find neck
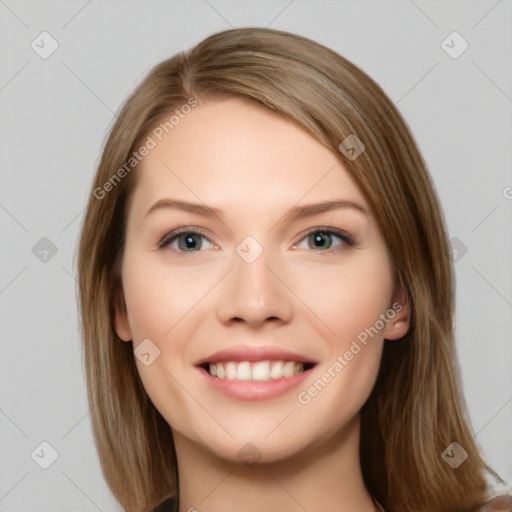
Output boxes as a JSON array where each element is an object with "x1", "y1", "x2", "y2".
[{"x1": 173, "y1": 414, "x2": 376, "y2": 512}]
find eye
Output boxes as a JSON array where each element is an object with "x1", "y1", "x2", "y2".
[
  {"x1": 158, "y1": 226, "x2": 354, "y2": 255},
  {"x1": 158, "y1": 228, "x2": 216, "y2": 254},
  {"x1": 292, "y1": 228, "x2": 354, "y2": 251}
]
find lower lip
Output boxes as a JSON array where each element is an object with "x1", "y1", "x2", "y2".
[{"x1": 197, "y1": 367, "x2": 313, "y2": 401}]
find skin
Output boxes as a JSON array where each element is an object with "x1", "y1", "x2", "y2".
[{"x1": 115, "y1": 97, "x2": 410, "y2": 512}]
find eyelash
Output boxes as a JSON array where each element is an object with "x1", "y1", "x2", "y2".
[{"x1": 158, "y1": 226, "x2": 355, "y2": 255}]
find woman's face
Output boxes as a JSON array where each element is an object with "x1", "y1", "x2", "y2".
[{"x1": 115, "y1": 97, "x2": 408, "y2": 463}]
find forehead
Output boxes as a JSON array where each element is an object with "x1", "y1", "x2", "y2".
[{"x1": 130, "y1": 97, "x2": 367, "y2": 217}]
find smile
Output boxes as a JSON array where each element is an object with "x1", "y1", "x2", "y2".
[
  {"x1": 204, "y1": 360, "x2": 315, "y2": 381},
  {"x1": 195, "y1": 346, "x2": 318, "y2": 400}
]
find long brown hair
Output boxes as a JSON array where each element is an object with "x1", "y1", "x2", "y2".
[{"x1": 77, "y1": 27, "x2": 501, "y2": 512}]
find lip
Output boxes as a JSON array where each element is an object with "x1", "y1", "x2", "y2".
[
  {"x1": 194, "y1": 345, "x2": 318, "y2": 401},
  {"x1": 195, "y1": 345, "x2": 318, "y2": 366},
  {"x1": 197, "y1": 366, "x2": 314, "y2": 401}
]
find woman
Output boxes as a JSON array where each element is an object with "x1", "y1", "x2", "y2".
[{"x1": 77, "y1": 27, "x2": 508, "y2": 512}]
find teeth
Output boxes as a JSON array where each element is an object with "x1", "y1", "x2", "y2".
[
  {"x1": 207, "y1": 360, "x2": 306, "y2": 381},
  {"x1": 216, "y1": 363, "x2": 225, "y2": 379},
  {"x1": 270, "y1": 360, "x2": 283, "y2": 379},
  {"x1": 225, "y1": 362, "x2": 237, "y2": 380},
  {"x1": 283, "y1": 361, "x2": 295, "y2": 378},
  {"x1": 252, "y1": 361, "x2": 270, "y2": 381},
  {"x1": 236, "y1": 361, "x2": 252, "y2": 381}
]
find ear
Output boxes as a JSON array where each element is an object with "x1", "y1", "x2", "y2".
[
  {"x1": 383, "y1": 278, "x2": 410, "y2": 341},
  {"x1": 113, "y1": 288, "x2": 132, "y2": 342}
]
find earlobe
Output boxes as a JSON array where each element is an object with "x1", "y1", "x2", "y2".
[
  {"x1": 114, "y1": 292, "x2": 132, "y2": 342},
  {"x1": 383, "y1": 280, "x2": 411, "y2": 341},
  {"x1": 115, "y1": 311, "x2": 132, "y2": 342}
]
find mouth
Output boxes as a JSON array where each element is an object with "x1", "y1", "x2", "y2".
[
  {"x1": 199, "y1": 360, "x2": 316, "y2": 381},
  {"x1": 195, "y1": 345, "x2": 318, "y2": 400}
]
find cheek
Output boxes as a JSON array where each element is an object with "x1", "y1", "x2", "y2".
[
  {"x1": 120, "y1": 249, "x2": 219, "y2": 386},
  {"x1": 292, "y1": 249, "x2": 394, "y2": 433},
  {"x1": 120, "y1": 252, "x2": 203, "y2": 433},
  {"x1": 293, "y1": 249, "x2": 394, "y2": 346},
  {"x1": 122, "y1": 268, "x2": 170, "y2": 342},
  {"x1": 121, "y1": 249, "x2": 215, "y2": 342}
]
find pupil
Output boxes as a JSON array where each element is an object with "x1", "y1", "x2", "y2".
[
  {"x1": 180, "y1": 234, "x2": 201, "y2": 251},
  {"x1": 312, "y1": 231, "x2": 331, "y2": 249}
]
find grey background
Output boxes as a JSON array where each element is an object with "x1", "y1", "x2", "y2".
[{"x1": 1, "y1": 1, "x2": 511, "y2": 510}]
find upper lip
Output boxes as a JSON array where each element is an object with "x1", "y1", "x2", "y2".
[{"x1": 195, "y1": 345, "x2": 318, "y2": 366}]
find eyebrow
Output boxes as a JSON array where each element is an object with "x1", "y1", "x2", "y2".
[{"x1": 145, "y1": 198, "x2": 368, "y2": 221}]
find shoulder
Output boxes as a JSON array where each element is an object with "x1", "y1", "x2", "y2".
[{"x1": 475, "y1": 494, "x2": 512, "y2": 511}]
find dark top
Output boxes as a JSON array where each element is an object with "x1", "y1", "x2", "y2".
[
  {"x1": 152, "y1": 497, "x2": 176, "y2": 512},
  {"x1": 152, "y1": 494, "x2": 512, "y2": 511}
]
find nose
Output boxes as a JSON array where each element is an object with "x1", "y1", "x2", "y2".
[{"x1": 216, "y1": 247, "x2": 294, "y2": 328}]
